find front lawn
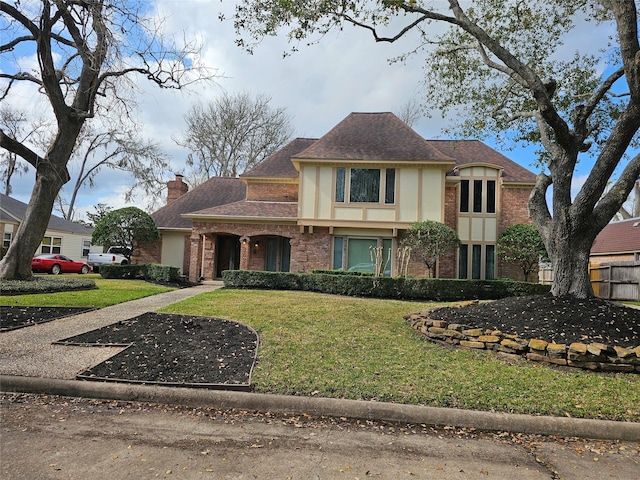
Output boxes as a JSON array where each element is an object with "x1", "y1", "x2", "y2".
[
  {"x1": 0, "y1": 275, "x2": 175, "y2": 308},
  {"x1": 161, "y1": 288, "x2": 640, "y2": 422}
]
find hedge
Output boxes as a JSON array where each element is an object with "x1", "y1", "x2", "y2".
[
  {"x1": 99, "y1": 264, "x2": 180, "y2": 282},
  {"x1": 221, "y1": 270, "x2": 550, "y2": 301}
]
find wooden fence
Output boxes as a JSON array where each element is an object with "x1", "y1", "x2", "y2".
[
  {"x1": 590, "y1": 262, "x2": 640, "y2": 301},
  {"x1": 538, "y1": 261, "x2": 639, "y2": 301}
]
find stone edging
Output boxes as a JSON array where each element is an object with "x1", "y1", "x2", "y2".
[{"x1": 404, "y1": 311, "x2": 640, "y2": 374}]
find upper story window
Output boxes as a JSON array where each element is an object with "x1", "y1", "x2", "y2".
[
  {"x1": 460, "y1": 178, "x2": 496, "y2": 213},
  {"x1": 335, "y1": 167, "x2": 395, "y2": 204}
]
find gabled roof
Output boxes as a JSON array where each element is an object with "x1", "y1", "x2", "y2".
[
  {"x1": 434, "y1": 140, "x2": 537, "y2": 184},
  {"x1": 293, "y1": 112, "x2": 455, "y2": 163},
  {"x1": 152, "y1": 177, "x2": 246, "y2": 230},
  {"x1": 242, "y1": 138, "x2": 316, "y2": 178},
  {"x1": 0, "y1": 193, "x2": 92, "y2": 235},
  {"x1": 591, "y1": 218, "x2": 640, "y2": 255},
  {"x1": 185, "y1": 200, "x2": 297, "y2": 221}
]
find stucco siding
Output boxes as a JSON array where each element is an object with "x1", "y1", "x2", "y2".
[
  {"x1": 398, "y1": 169, "x2": 419, "y2": 222},
  {"x1": 299, "y1": 166, "x2": 317, "y2": 219},
  {"x1": 161, "y1": 232, "x2": 187, "y2": 273},
  {"x1": 420, "y1": 168, "x2": 444, "y2": 222}
]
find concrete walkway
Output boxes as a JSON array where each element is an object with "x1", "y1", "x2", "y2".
[
  {"x1": 0, "y1": 282, "x2": 223, "y2": 379},
  {"x1": 1, "y1": 282, "x2": 639, "y2": 443}
]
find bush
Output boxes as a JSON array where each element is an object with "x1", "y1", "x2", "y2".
[
  {"x1": 222, "y1": 270, "x2": 550, "y2": 301},
  {"x1": 146, "y1": 264, "x2": 180, "y2": 282},
  {"x1": 99, "y1": 264, "x2": 147, "y2": 279},
  {"x1": 0, "y1": 277, "x2": 97, "y2": 295}
]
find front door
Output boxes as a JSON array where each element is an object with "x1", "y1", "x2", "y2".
[{"x1": 216, "y1": 235, "x2": 240, "y2": 278}]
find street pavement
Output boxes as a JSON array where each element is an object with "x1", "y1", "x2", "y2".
[
  {"x1": 1, "y1": 282, "x2": 639, "y2": 479},
  {"x1": 2, "y1": 393, "x2": 639, "y2": 480}
]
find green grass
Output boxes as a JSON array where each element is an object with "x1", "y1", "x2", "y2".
[
  {"x1": 0, "y1": 275, "x2": 175, "y2": 308},
  {"x1": 161, "y1": 288, "x2": 640, "y2": 422}
]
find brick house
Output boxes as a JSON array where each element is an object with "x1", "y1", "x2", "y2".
[
  {"x1": 590, "y1": 218, "x2": 640, "y2": 265},
  {"x1": 141, "y1": 112, "x2": 536, "y2": 282}
]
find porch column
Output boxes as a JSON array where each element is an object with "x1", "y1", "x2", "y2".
[
  {"x1": 188, "y1": 233, "x2": 203, "y2": 283},
  {"x1": 201, "y1": 234, "x2": 215, "y2": 280},
  {"x1": 239, "y1": 235, "x2": 250, "y2": 270}
]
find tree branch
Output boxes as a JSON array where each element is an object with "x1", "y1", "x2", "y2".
[{"x1": 0, "y1": 129, "x2": 44, "y2": 169}]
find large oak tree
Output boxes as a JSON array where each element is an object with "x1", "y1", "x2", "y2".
[
  {"x1": 232, "y1": 0, "x2": 640, "y2": 298},
  {"x1": 0, "y1": 0, "x2": 213, "y2": 280}
]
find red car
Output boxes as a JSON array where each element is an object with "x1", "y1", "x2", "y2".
[{"x1": 31, "y1": 254, "x2": 91, "y2": 275}]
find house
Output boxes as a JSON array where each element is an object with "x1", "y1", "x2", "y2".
[
  {"x1": 140, "y1": 112, "x2": 537, "y2": 282},
  {"x1": 0, "y1": 193, "x2": 97, "y2": 260},
  {"x1": 590, "y1": 218, "x2": 640, "y2": 264}
]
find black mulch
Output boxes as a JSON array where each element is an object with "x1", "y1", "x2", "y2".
[
  {"x1": 429, "y1": 294, "x2": 640, "y2": 348},
  {"x1": 54, "y1": 312, "x2": 259, "y2": 389},
  {"x1": 0, "y1": 306, "x2": 96, "y2": 332}
]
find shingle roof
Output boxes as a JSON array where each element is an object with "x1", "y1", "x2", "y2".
[
  {"x1": 433, "y1": 140, "x2": 537, "y2": 184},
  {"x1": 185, "y1": 200, "x2": 297, "y2": 220},
  {"x1": 293, "y1": 112, "x2": 455, "y2": 162},
  {"x1": 0, "y1": 193, "x2": 93, "y2": 235},
  {"x1": 152, "y1": 177, "x2": 246, "y2": 229},
  {"x1": 591, "y1": 218, "x2": 640, "y2": 255},
  {"x1": 242, "y1": 138, "x2": 316, "y2": 178}
]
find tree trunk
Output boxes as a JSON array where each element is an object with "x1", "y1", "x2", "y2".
[
  {"x1": 545, "y1": 217, "x2": 596, "y2": 298},
  {"x1": 0, "y1": 154, "x2": 71, "y2": 280},
  {"x1": 2, "y1": 151, "x2": 93, "y2": 281}
]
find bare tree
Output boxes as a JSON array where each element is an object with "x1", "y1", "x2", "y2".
[
  {"x1": 0, "y1": 106, "x2": 49, "y2": 195},
  {"x1": 395, "y1": 97, "x2": 422, "y2": 128},
  {"x1": 175, "y1": 91, "x2": 294, "y2": 182},
  {"x1": 51, "y1": 122, "x2": 170, "y2": 221},
  {"x1": 233, "y1": 0, "x2": 640, "y2": 298},
  {"x1": 0, "y1": 0, "x2": 214, "y2": 280}
]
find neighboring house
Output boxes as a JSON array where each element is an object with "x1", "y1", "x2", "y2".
[
  {"x1": 0, "y1": 193, "x2": 97, "y2": 260},
  {"x1": 590, "y1": 218, "x2": 640, "y2": 264},
  {"x1": 140, "y1": 112, "x2": 537, "y2": 282}
]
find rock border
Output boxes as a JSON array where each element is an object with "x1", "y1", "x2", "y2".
[{"x1": 404, "y1": 311, "x2": 640, "y2": 374}]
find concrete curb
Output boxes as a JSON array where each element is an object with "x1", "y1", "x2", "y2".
[{"x1": 2, "y1": 374, "x2": 639, "y2": 442}]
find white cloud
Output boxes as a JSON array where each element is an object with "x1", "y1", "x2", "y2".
[{"x1": 2, "y1": 1, "x2": 631, "y2": 220}]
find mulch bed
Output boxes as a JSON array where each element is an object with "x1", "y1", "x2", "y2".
[
  {"x1": 429, "y1": 294, "x2": 640, "y2": 348},
  {"x1": 53, "y1": 312, "x2": 259, "y2": 389},
  {"x1": 2, "y1": 295, "x2": 638, "y2": 389},
  {"x1": 0, "y1": 306, "x2": 96, "y2": 332}
]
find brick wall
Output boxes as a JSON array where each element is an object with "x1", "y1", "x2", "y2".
[
  {"x1": 497, "y1": 185, "x2": 534, "y2": 280},
  {"x1": 189, "y1": 221, "x2": 331, "y2": 281},
  {"x1": 132, "y1": 239, "x2": 161, "y2": 265},
  {"x1": 246, "y1": 182, "x2": 298, "y2": 202},
  {"x1": 166, "y1": 175, "x2": 189, "y2": 204}
]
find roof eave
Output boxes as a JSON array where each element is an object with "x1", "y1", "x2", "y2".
[{"x1": 182, "y1": 213, "x2": 298, "y2": 224}]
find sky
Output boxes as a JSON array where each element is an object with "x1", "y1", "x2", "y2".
[{"x1": 0, "y1": 0, "x2": 630, "y2": 222}]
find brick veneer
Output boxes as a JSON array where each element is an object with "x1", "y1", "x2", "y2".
[
  {"x1": 131, "y1": 239, "x2": 161, "y2": 265},
  {"x1": 246, "y1": 182, "x2": 298, "y2": 202},
  {"x1": 189, "y1": 222, "x2": 333, "y2": 282}
]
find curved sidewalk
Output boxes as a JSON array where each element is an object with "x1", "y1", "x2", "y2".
[{"x1": 1, "y1": 283, "x2": 639, "y2": 442}]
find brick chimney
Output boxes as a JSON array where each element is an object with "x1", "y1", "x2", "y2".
[{"x1": 167, "y1": 174, "x2": 189, "y2": 204}]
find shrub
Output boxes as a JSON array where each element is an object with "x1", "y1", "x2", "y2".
[
  {"x1": 0, "y1": 277, "x2": 97, "y2": 295},
  {"x1": 99, "y1": 264, "x2": 147, "y2": 279},
  {"x1": 222, "y1": 270, "x2": 550, "y2": 301},
  {"x1": 146, "y1": 264, "x2": 180, "y2": 282}
]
